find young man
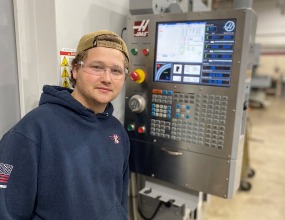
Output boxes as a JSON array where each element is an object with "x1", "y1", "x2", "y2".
[{"x1": 0, "y1": 30, "x2": 130, "y2": 220}]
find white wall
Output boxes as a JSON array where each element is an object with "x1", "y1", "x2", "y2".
[
  {"x1": 253, "y1": 0, "x2": 285, "y2": 46},
  {"x1": 54, "y1": 0, "x2": 129, "y2": 122},
  {"x1": 0, "y1": 0, "x2": 21, "y2": 137},
  {"x1": 252, "y1": 0, "x2": 285, "y2": 77},
  {"x1": 14, "y1": 0, "x2": 58, "y2": 116},
  {"x1": 14, "y1": 0, "x2": 129, "y2": 121},
  {"x1": 215, "y1": 0, "x2": 285, "y2": 77}
]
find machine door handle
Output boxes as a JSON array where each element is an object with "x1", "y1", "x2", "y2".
[{"x1": 161, "y1": 147, "x2": 183, "y2": 156}]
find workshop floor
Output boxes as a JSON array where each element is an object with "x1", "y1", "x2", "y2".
[{"x1": 202, "y1": 97, "x2": 285, "y2": 220}]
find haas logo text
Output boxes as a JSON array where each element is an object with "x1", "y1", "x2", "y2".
[{"x1": 133, "y1": 20, "x2": 150, "y2": 37}]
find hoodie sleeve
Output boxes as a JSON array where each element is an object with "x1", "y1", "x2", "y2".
[{"x1": 0, "y1": 130, "x2": 38, "y2": 220}]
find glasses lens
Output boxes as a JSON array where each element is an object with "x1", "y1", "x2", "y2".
[
  {"x1": 81, "y1": 62, "x2": 126, "y2": 79},
  {"x1": 110, "y1": 67, "x2": 125, "y2": 79}
]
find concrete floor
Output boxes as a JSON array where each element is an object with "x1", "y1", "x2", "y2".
[{"x1": 202, "y1": 97, "x2": 285, "y2": 220}]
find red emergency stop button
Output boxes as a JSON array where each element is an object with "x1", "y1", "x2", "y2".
[
  {"x1": 138, "y1": 126, "x2": 146, "y2": 134},
  {"x1": 130, "y1": 69, "x2": 146, "y2": 83},
  {"x1": 130, "y1": 71, "x2": 140, "y2": 81}
]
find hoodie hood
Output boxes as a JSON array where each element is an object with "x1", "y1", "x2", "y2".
[{"x1": 39, "y1": 85, "x2": 113, "y2": 120}]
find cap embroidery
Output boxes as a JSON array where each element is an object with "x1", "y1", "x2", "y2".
[
  {"x1": 0, "y1": 163, "x2": 14, "y2": 189},
  {"x1": 109, "y1": 134, "x2": 121, "y2": 144}
]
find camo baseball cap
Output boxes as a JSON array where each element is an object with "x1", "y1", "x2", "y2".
[{"x1": 76, "y1": 30, "x2": 129, "y2": 61}]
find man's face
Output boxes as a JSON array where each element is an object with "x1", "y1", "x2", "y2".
[{"x1": 72, "y1": 47, "x2": 126, "y2": 113}]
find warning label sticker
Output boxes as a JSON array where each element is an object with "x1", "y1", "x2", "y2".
[{"x1": 59, "y1": 48, "x2": 75, "y2": 88}]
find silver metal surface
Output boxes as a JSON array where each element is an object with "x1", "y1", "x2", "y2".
[
  {"x1": 140, "y1": 179, "x2": 199, "y2": 210},
  {"x1": 234, "y1": 0, "x2": 253, "y2": 9},
  {"x1": 129, "y1": 0, "x2": 190, "y2": 15},
  {"x1": 125, "y1": 9, "x2": 257, "y2": 198}
]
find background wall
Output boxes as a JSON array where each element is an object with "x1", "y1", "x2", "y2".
[
  {"x1": 54, "y1": 0, "x2": 129, "y2": 122},
  {"x1": 13, "y1": 0, "x2": 129, "y2": 122},
  {"x1": 0, "y1": 0, "x2": 20, "y2": 137},
  {"x1": 254, "y1": 0, "x2": 285, "y2": 80},
  {"x1": 215, "y1": 0, "x2": 285, "y2": 78},
  {"x1": 13, "y1": 0, "x2": 57, "y2": 116},
  {"x1": 254, "y1": 0, "x2": 285, "y2": 46}
]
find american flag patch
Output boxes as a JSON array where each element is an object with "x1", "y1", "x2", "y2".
[{"x1": 0, "y1": 163, "x2": 13, "y2": 188}]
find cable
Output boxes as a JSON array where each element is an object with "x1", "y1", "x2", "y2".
[
  {"x1": 121, "y1": 27, "x2": 127, "y2": 38},
  {"x1": 138, "y1": 201, "x2": 164, "y2": 220}
]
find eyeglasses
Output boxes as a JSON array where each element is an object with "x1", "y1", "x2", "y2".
[{"x1": 78, "y1": 61, "x2": 128, "y2": 80}]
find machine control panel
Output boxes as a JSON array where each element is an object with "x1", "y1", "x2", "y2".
[
  {"x1": 129, "y1": 95, "x2": 146, "y2": 113},
  {"x1": 150, "y1": 90, "x2": 228, "y2": 149},
  {"x1": 125, "y1": 9, "x2": 257, "y2": 198}
]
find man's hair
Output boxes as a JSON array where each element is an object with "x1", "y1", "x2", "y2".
[{"x1": 70, "y1": 51, "x2": 87, "y2": 87}]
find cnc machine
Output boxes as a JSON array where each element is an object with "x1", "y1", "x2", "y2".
[{"x1": 125, "y1": 3, "x2": 257, "y2": 219}]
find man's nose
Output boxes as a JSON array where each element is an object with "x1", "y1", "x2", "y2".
[{"x1": 100, "y1": 68, "x2": 112, "y2": 81}]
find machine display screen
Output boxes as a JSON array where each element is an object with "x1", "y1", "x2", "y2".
[{"x1": 153, "y1": 19, "x2": 237, "y2": 87}]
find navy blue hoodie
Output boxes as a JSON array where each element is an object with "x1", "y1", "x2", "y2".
[{"x1": 0, "y1": 85, "x2": 130, "y2": 220}]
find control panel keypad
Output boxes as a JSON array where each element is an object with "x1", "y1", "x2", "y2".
[
  {"x1": 150, "y1": 91, "x2": 229, "y2": 150},
  {"x1": 151, "y1": 90, "x2": 173, "y2": 119}
]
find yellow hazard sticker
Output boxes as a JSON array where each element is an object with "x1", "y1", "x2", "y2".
[
  {"x1": 62, "y1": 78, "x2": 70, "y2": 88},
  {"x1": 61, "y1": 67, "x2": 70, "y2": 77},
  {"x1": 61, "y1": 56, "x2": 69, "y2": 66}
]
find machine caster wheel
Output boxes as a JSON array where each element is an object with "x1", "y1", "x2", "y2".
[
  {"x1": 239, "y1": 181, "x2": 252, "y2": 191},
  {"x1": 247, "y1": 168, "x2": 255, "y2": 178}
]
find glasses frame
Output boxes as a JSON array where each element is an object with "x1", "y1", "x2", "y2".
[{"x1": 77, "y1": 61, "x2": 128, "y2": 80}]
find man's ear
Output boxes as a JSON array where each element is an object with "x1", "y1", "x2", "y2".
[{"x1": 72, "y1": 66, "x2": 78, "y2": 80}]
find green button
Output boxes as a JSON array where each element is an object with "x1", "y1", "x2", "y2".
[
  {"x1": 127, "y1": 124, "x2": 135, "y2": 131},
  {"x1": 131, "y1": 48, "x2": 138, "y2": 55}
]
